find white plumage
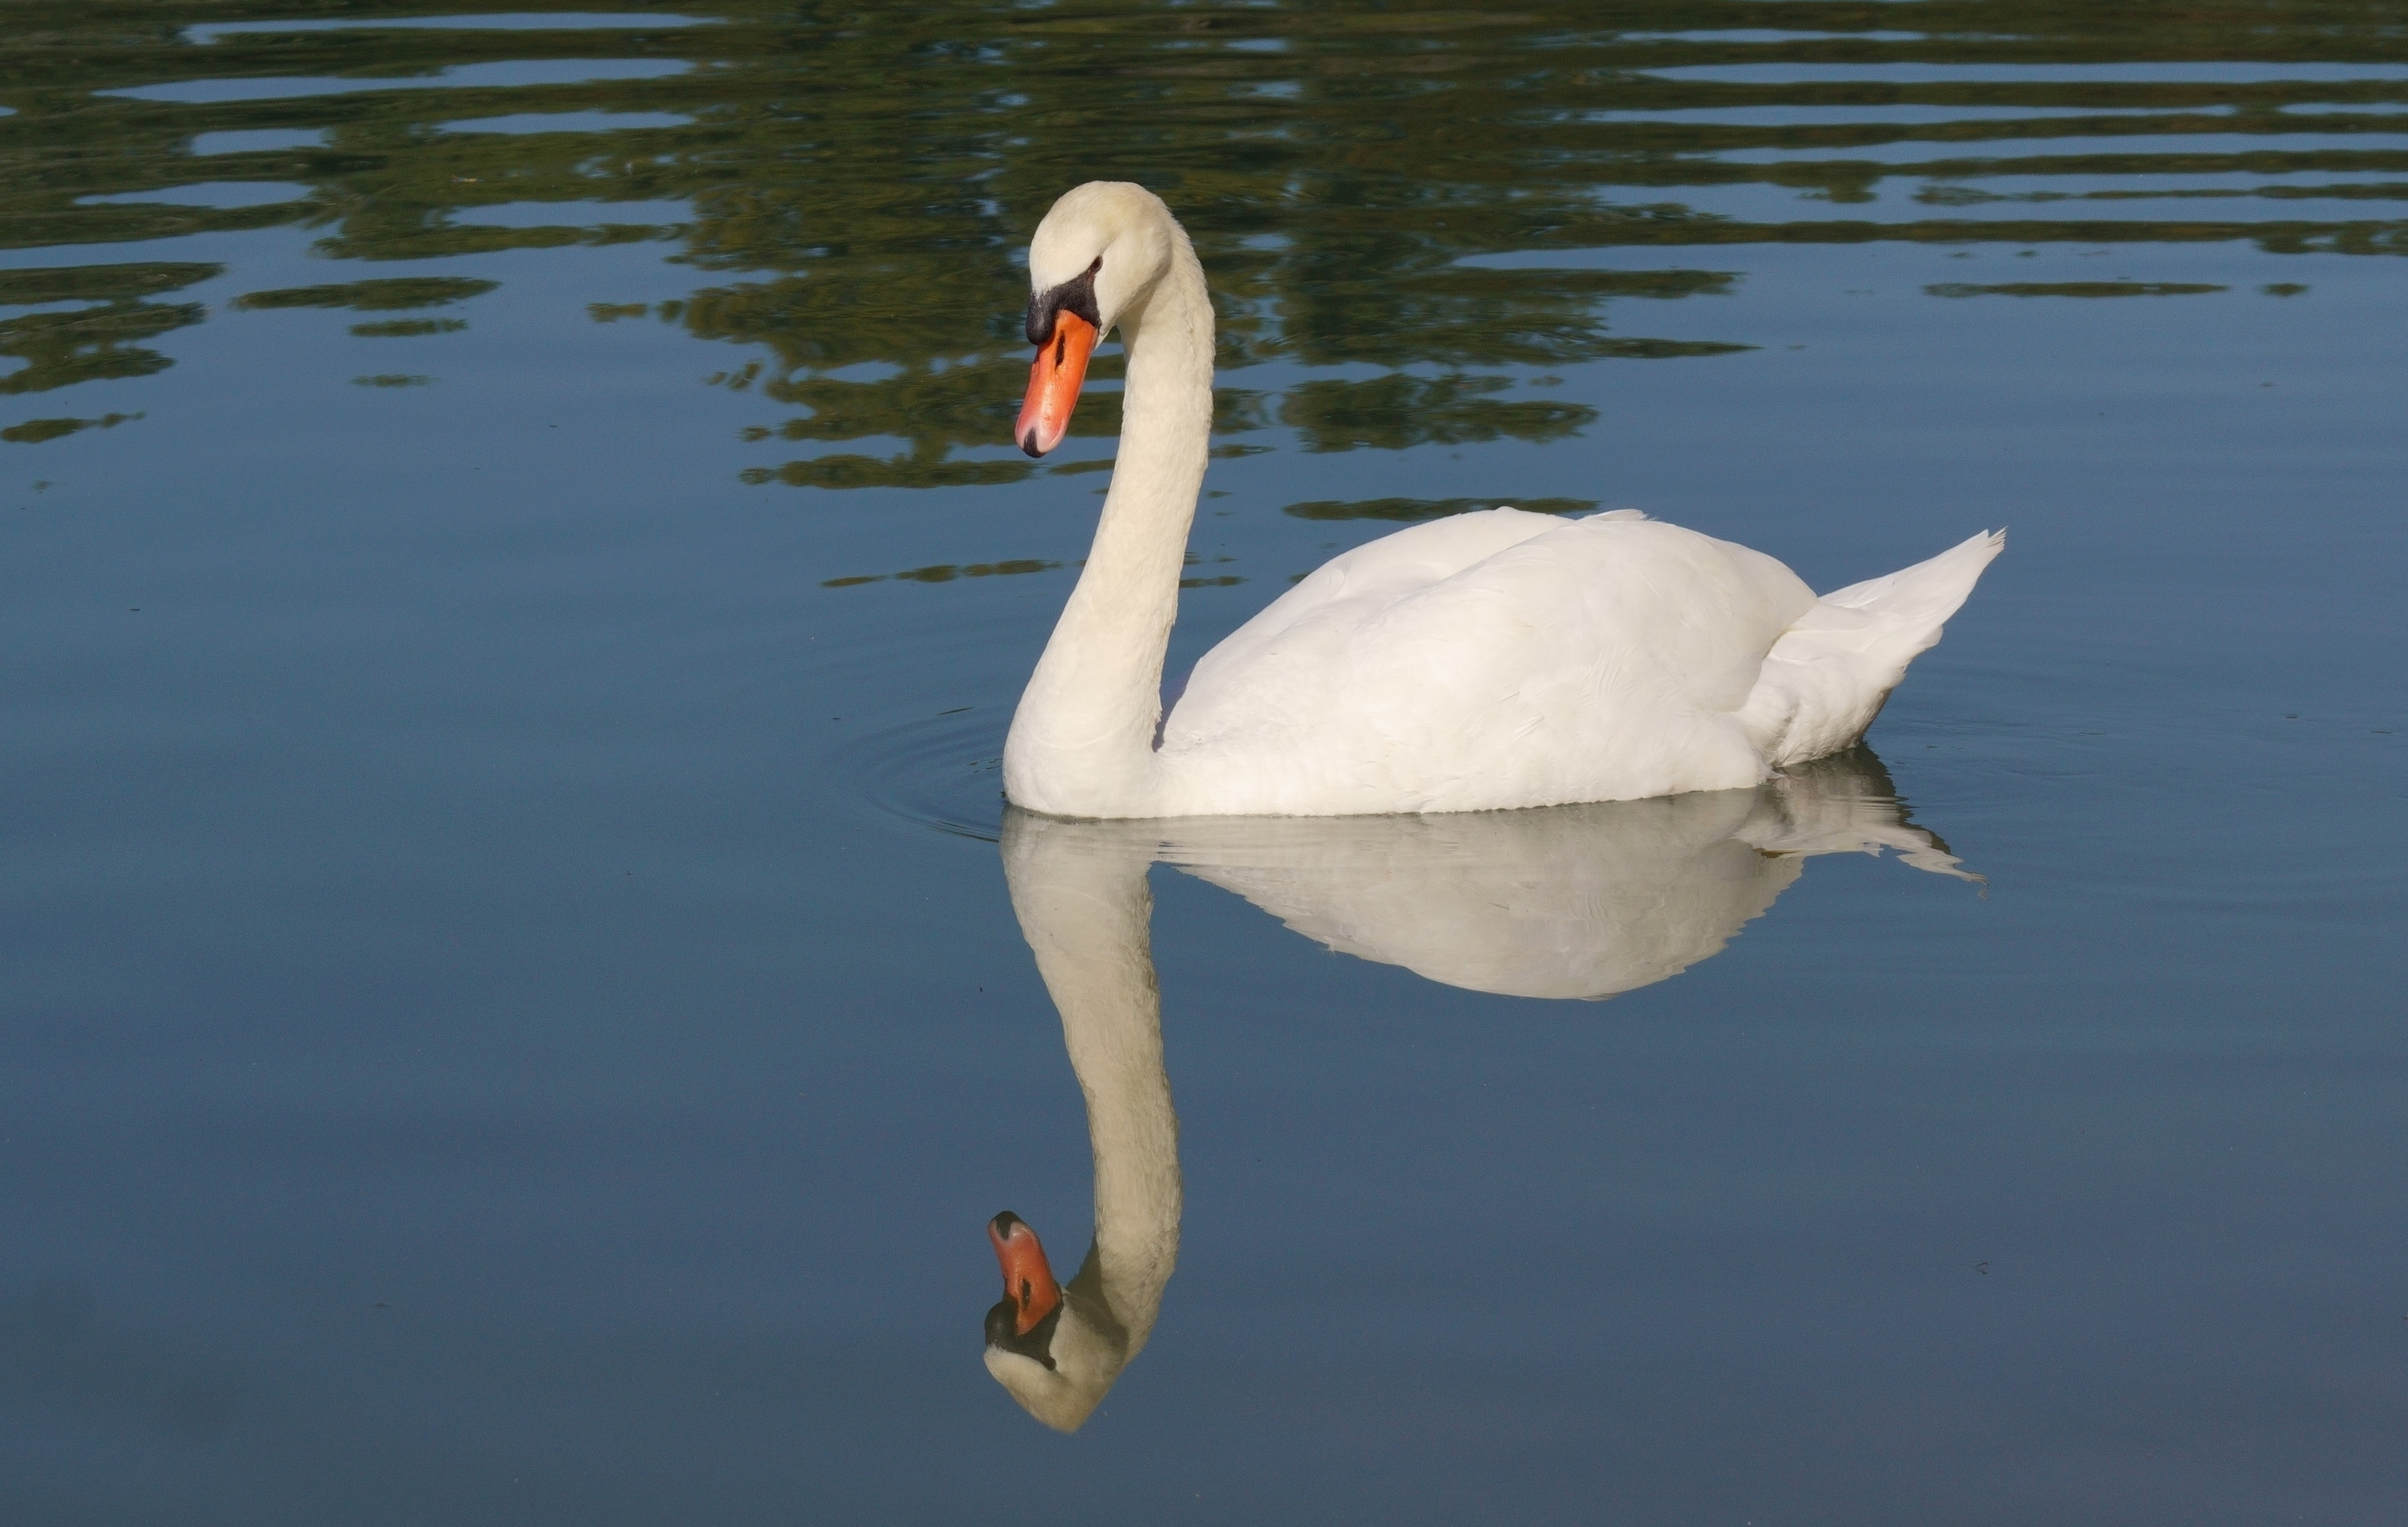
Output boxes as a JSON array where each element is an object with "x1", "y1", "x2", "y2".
[{"x1": 1003, "y1": 182, "x2": 2002, "y2": 819}]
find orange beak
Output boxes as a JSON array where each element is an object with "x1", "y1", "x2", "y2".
[
  {"x1": 1015, "y1": 310, "x2": 1096, "y2": 458},
  {"x1": 988, "y1": 1211, "x2": 1063, "y2": 1335}
]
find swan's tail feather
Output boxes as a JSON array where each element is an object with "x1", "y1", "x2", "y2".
[
  {"x1": 1737, "y1": 529, "x2": 2003, "y2": 767},
  {"x1": 1819, "y1": 527, "x2": 2005, "y2": 624}
]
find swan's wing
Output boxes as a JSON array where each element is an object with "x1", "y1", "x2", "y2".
[
  {"x1": 1161, "y1": 512, "x2": 1820, "y2": 811},
  {"x1": 1736, "y1": 529, "x2": 2005, "y2": 766},
  {"x1": 1188, "y1": 506, "x2": 1569, "y2": 684}
]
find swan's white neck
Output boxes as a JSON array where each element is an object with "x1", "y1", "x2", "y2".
[{"x1": 1003, "y1": 229, "x2": 1214, "y2": 818}]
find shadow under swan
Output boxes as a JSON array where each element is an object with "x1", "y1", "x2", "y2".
[{"x1": 982, "y1": 746, "x2": 1975, "y2": 1430}]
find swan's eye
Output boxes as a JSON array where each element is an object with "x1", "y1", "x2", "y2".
[{"x1": 1025, "y1": 257, "x2": 1104, "y2": 347}]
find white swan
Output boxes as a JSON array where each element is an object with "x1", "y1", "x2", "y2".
[
  {"x1": 1003, "y1": 181, "x2": 2003, "y2": 819},
  {"x1": 982, "y1": 747, "x2": 1975, "y2": 1428}
]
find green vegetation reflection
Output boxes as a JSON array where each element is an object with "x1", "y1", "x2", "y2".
[
  {"x1": 233, "y1": 277, "x2": 500, "y2": 311},
  {"x1": 7, "y1": 0, "x2": 2408, "y2": 458}
]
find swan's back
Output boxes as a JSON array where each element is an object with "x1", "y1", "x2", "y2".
[
  {"x1": 1159, "y1": 510, "x2": 1820, "y2": 814},
  {"x1": 1198, "y1": 506, "x2": 1565, "y2": 672}
]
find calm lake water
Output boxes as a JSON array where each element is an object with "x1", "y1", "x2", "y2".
[{"x1": 4, "y1": 3, "x2": 2404, "y2": 1522}]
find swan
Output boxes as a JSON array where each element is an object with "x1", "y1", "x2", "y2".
[
  {"x1": 1003, "y1": 181, "x2": 2003, "y2": 819},
  {"x1": 982, "y1": 747, "x2": 1975, "y2": 1426}
]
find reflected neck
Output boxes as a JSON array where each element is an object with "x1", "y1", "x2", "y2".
[
  {"x1": 1001, "y1": 816, "x2": 1182, "y2": 1357},
  {"x1": 1003, "y1": 232, "x2": 1214, "y2": 817}
]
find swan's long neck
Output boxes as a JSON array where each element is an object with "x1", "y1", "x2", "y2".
[{"x1": 1004, "y1": 232, "x2": 1214, "y2": 818}]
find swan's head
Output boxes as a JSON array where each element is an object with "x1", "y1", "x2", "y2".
[
  {"x1": 1016, "y1": 181, "x2": 1180, "y2": 457},
  {"x1": 981, "y1": 1210, "x2": 1137, "y2": 1432}
]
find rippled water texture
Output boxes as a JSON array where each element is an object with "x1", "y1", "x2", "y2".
[{"x1": 3, "y1": 5, "x2": 2403, "y2": 1523}]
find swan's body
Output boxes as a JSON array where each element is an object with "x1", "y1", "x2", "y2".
[{"x1": 1003, "y1": 182, "x2": 2001, "y2": 819}]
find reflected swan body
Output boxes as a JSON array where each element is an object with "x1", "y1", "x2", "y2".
[
  {"x1": 1004, "y1": 182, "x2": 2003, "y2": 819},
  {"x1": 1159, "y1": 749, "x2": 1973, "y2": 999},
  {"x1": 984, "y1": 749, "x2": 1971, "y2": 1425}
]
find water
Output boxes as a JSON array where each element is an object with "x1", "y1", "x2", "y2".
[{"x1": 2, "y1": 3, "x2": 2402, "y2": 1521}]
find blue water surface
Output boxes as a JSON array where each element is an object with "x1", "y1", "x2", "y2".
[{"x1": 2, "y1": 5, "x2": 2402, "y2": 1523}]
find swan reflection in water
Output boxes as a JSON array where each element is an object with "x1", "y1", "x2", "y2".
[{"x1": 980, "y1": 747, "x2": 1976, "y2": 1431}]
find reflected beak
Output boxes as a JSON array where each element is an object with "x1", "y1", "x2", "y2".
[
  {"x1": 1015, "y1": 311, "x2": 1097, "y2": 458},
  {"x1": 988, "y1": 1211, "x2": 1063, "y2": 1335}
]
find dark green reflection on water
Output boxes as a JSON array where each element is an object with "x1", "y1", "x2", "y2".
[
  {"x1": 7, "y1": 1, "x2": 2408, "y2": 473},
  {"x1": 0, "y1": 262, "x2": 217, "y2": 408},
  {"x1": 232, "y1": 275, "x2": 500, "y2": 311}
]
